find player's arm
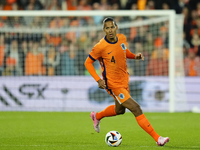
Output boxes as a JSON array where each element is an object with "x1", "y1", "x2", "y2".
[
  {"x1": 126, "y1": 49, "x2": 144, "y2": 60},
  {"x1": 123, "y1": 33, "x2": 144, "y2": 60},
  {"x1": 84, "y1": 57, "x2": 106, "y2": 89},
  {"x1": 126, "y1": 49, "x2": 135, "y2": 59}
]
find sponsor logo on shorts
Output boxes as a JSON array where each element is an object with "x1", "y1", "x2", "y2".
[{"x1": 119, "y1": 93, "x2": 125, "y2": 99}]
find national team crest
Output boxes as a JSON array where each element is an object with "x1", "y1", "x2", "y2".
[
  {"x1": 119, "y1": 93, "x2": 125, "y2": 99},
  {"x1": 121, "y1": 43, "x2": 126, "y2": 50}
]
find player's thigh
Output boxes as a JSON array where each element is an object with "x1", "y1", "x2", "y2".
[
  {"x1": 106, "y1": 88, "x2": 126, "y2": 114},
  {"x1": 121, "y1": 97, "x2": 142, "y2": 117},
  {"x1": 111, "y1": 88, "x2": 131, "y2": 104},
  {"x1": 115, "y1": 100, "x2": 125, "y2": 115}
]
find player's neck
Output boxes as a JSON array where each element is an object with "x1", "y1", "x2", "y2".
[{"x1": 106, "y1": 35, "x2": 117, "y2": 43}]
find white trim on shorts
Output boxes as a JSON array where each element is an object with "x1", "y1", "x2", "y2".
[{"x1": 112, "y1": 91, "x2": 122, "y2": 104}]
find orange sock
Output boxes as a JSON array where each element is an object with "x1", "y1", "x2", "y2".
[
  {"x1": 96, "y1": 105, "x2": 117, "y2": 120},
  {"x1": 136, "y1": 114, "x2": 160, "y2": 142}
]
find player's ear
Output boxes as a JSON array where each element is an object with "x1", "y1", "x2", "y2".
[{"x1": 116, "y1": 25, "x2": 118, "y2": 30}]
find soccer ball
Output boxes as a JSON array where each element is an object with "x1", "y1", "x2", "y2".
[{"x1": 105, "y1": 131, "x2": 122, "y2": 147}]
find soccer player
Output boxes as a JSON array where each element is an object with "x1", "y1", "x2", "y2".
[{"x1": 84, "y1": 17, "x2": 169, "y2": 146}]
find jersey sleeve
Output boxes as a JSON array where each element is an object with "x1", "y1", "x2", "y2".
[
  {"x1": 118, "y1": 33, "x2": 127, "y2": 46},
  {"x1": 84, "y1": 56, "x2": 101, "y2": 82},
  {"x1": 126, "y1": 49, "x2": 135, "y2": 59},
  {"x1": 120, "y1": 34, "x2": 135, "y2": 59},
  {"x1": 88, "y1": 42, "x2": 102, "y2": 61}
]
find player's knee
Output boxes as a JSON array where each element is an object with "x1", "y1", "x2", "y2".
[
  {"x1": 115, "y1": 109, "x2": 125, "y2": 115},
  {"x1": 129, "y1": 104, "x2": 142, "y2": 116}
]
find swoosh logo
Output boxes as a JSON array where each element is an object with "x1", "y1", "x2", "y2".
[{"x1": 108, "y1": 51, "x2": 112, "y2": 54}]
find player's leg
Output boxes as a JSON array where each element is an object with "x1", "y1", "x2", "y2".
[
  {"x1": 122, "y1": 97, "x2": 169, "y2": 146},
  {"x1": 114, "y1": 99, "x2": 126, "y2": 115},
  {"x1": 94, "y1": 99, "x2": 125, "y2": 122},
  {"x1": 90, "y1": 92, "x2": 116, "y2": 133},
  {"x1": 95, "y1": 104, "x2": 117, "y2": 121},
  {"x1": 95, "y1": 89, "x2": 123, "y2": 121},
  {"x1": 90, "y1": 90, "x2": 126, "y2": 133},
  {"x1": 90, "y1": 101, "x2": 126, "y2": 133},
  {"x1": 90, "y1": 103, "x2": 117, "y2": 133},
  {"x1": 121, "y1": 97, "x2": 142, "y2": 117}
]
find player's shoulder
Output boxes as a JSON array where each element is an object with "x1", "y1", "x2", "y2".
[
  {"x1": 117, "y1": 34, "x2": 127, "y2": 43},
  {"x1": 117, "y1": 33, "x2": 127, "y2": 40},
  {"x1": 94, "y1": 36, "x2": 107, "y2": 49}
]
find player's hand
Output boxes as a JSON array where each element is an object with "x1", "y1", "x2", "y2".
[
  {"x1": 97, "y1": 79, "x2": 106, "y2": 89},
  {"x1": 135, "y1": 53, "x2": 144, "y2": 61}
]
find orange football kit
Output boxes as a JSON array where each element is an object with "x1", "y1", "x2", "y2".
[
  {"x1": 85, "y1": 33, "x2": 165, "y2": 143},
  {"x1": 85, "y1": 33, "x2": 135, "y2": 104}
]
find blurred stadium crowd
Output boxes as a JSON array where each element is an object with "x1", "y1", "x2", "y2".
[{"x1": 0, "y1": 0, "x2": 200, "y2": 76}]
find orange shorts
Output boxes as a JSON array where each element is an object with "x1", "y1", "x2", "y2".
[{"x1": 106, "y1": 87, "x2": 131, "y2": 104}]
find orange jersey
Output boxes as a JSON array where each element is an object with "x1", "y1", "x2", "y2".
[{"x1": 89, "y1": 34, "x2": 135, "y2": 89}]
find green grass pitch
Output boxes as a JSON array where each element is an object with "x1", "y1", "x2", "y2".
[{"x1": 0, "y1": 112, "x2": 199, "y2": 150}]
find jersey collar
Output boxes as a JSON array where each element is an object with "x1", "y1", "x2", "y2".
[{"x1": 104, "y1": 35, "x2": 118, "y2": 44}]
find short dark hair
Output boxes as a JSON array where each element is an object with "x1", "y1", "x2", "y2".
[{"x1": 103, "y1": 17, "x2": 117, "y2": 28}]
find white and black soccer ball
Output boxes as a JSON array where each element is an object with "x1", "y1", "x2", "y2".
[{"x1": 105, "y1": 131, "x2": 122, "y2": 147}]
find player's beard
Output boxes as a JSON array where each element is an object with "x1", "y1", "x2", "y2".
[{"x1": 108, "y1": 34, "x2": 116, "y2": 41}]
